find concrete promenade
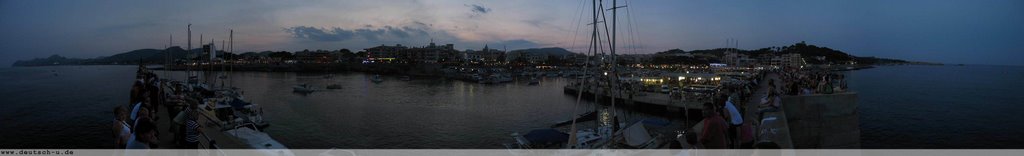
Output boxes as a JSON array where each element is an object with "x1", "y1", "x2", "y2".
[{"x1": 742, "y1": 72, "x2": 794, "y2": 148}]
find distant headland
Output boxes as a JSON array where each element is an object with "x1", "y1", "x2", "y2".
[{"x1": 11, "y1": 42, "x2": 940, "y2": 68}]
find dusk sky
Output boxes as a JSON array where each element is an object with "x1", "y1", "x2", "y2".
[{"x1": 1, "y1": 0, "x2": 1022, "y2": 66}]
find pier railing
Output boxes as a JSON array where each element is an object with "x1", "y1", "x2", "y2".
[{"x1": 199, "y1": 133, "x2": 220, "y2": 149}]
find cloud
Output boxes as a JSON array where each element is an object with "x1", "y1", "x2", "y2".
[
  {"x1": 284, "y1": 22, "x2": 547, "y2": 52},
  {"x1": 284, "y1": 26, "x2": 354, "y2": 42},
  {"x1": 467, "y1": 4, "x2": 490, "y2": 14},
  {"x1": 284, "y1": 25, "x2": 430, "y2": 42},
  {"x1": 464, "y1": 4, "x2": 491, "y2": 18}
]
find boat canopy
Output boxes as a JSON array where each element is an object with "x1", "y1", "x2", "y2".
[
  {"x1": 622, "y1": 122, "x2": 654, "y2": 148},
  {"x1": 641, "y1": 118, "x2": 671, "y2": 127},
  {"x1": 229, "y1": 98, "x2": 251, "y2": 110}
]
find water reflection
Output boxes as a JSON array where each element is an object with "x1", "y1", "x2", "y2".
[{"x1": 157, "y1": 70, "x2": 676, "y2": 148}]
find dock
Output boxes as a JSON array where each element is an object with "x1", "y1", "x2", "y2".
[
  {"x1": 154, "y1": 103, "x2": 251, "y2": 149},
  {"x1": 747, "y1": 73, "x2": 861, "y2": 148},
  {"x1": 562, "y1": 85, "x2": 707, "y2": 113},
  {"x1": 742, "y1": 73, "x2": 794, "y2": 148}
]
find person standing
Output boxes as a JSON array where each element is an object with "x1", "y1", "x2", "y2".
[
  {"x1": 126, "y1": 119, "x2": 157, "y2": 149},
  {"x1": 722, "y1": 95, "x2": 743, "y2": 148},
  {"x1": 182, "y1": 103, "x2": 202, "y2": 149},
  {"x1": 113, "y1": 106, "x2": 131, "y2": 148},
  {"x1": 700, "y1": 103, "x2": 729, "y2": 149}
]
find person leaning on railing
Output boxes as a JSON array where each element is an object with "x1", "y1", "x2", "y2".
[
  {"x1": 126, "y1": 118, "x2": 158, "y2": 149},
  {"x1": 182, "y1": 102, "x2": 203, "y2": 149},
  {"x1": 112, "y1": 106, "x2": 131, "y2": 148}
]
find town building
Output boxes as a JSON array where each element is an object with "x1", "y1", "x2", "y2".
[
  {"x1": 465, "y1": 45, "x2": 505, "y2": 64},
  {"x1": 364, "y1": 44, "x2": 408, "y2": 63},
  {"x1": 723, "y1": 52, "x2": 757, "y2": 67},
  {"x1": 294, "y1": 51, "x2": 335, "y2": 64},
  {"x1": 403, "y1": 42, "x2": 459, "y2": 64}
]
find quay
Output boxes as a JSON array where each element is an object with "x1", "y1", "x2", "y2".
[
  {"x1": 680, "y1": 71, "x2": 859, "y2": 149},
  {"x1": 562, "y1": 84, "x2": 706, "y2": 114},
  {"x1": 129, "y1": 66, "x2": 291, "y2": 153},
  {"x1": 154, "y1": 104, "x2": 250, "y2": 149},
  {"x1": 742, "y1": 73, "x2": 794, "y2": 148}
]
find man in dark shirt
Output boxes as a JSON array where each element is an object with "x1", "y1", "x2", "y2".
[{"x1": 700, "y1": 103, "x2": 729, "y2": 149}]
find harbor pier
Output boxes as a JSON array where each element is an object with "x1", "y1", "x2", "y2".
[{"x1": 563, "y1": 84, "x2": 707, "y2": 116}]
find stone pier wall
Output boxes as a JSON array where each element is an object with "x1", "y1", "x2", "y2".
[{"x1": 781, "y1": 92, "x2": 860, "y2": 149}]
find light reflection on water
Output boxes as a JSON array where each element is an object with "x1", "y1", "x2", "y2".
[
  {"x1": 9, "y1": 65, "x2": 1017, "y2": 148},
  {"x1": 156, "y1": 69, "x2": 672, "y2": 149}
]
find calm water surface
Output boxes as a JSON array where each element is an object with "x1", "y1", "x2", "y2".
[
  {"x1": 1, "y1": 65, "x2": 1022, "y2": 148},
  {"x1": 849, "y1": 65, "x2": 1024, "y2": 148},
  {"x1": 0, "y1": 65, "x2": 666, "y2": 148}
]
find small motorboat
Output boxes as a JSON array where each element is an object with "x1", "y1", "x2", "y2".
[
  {"x1": 528, "y1": 77, "x2": 540, "y2": 85},
  {"x1": 293, "y1": 84, "x2": 315, "y2": 93},
  {"x1": 371, "y1": 75, "x2": 384, "y2": 83}
]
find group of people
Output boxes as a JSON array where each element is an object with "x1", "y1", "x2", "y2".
[
  {"x1": 778, "y1": 68, "x2": 848, "y2": 96},
  {"x1": 684, "y1": 69, "x2": 784, "y2": 150},
  {"x1": 112, "y1": 65, "x2": 204, "y2": 150}
]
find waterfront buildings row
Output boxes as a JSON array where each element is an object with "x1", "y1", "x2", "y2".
[
  {"x1": 178, "y1": 41, "x2": 828, "y2": 70},
  {"x1": 723, "y1": 51, "x2": 805, "y2": 67},
  {"x1": 362, "y1": 43, "x2": 584, "y2": 65}
]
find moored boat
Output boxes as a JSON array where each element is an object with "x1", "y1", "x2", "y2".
[
  {"x1": 371, "y1": 75, "x2": 384, "y2": 83},
  {"x1": 292, "y1": 84, "x2": 315, "y2": 93}
]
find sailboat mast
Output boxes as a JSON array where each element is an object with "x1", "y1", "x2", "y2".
[
  {"x1": 221, "y1": 39, "x2": 225, "y2": 88},
  {"x1": 167, "y1": 34, "x2": 171, "y2": 80},
  {"x1": 611, "y1": 0, "x2": 618, "y2": 57},
  {"x1": 591, "y1": 0, "x2": 600, "y2": 126},
  {"x1": 201, "y1": 34, "x2": 205, "y2": 83},
  {"x1": 229, "y1": 29, "x2": 233, "y2": 88},
  {"x1": 187, "y1": 24, "x2": 192, "y2": 79},
  {"x1": 602, "y1": 0, "x2": 618, "y2": 131}
]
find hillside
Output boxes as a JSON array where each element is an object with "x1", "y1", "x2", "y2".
[
  {"x1": 509, "y1": 47, "x2": 578, "y2": 56},
  {"x1": 654, "y1": 41, "x2": 919, "y2": 65},
  {"x1": 12, "y1": 46, "x2": 204, "y2": 66},
  {"x1": 13, "y1": 42, "x2": 926, "y2": 67}
]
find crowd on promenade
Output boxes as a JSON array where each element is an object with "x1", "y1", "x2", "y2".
[
  {"x1": 679, "y1": 69, "x2": 766, "y2": 150},
  {"x1": 683, "y1": 67, "x2": 849, "y2": 150},
  {"x1": 778, "y1": 67, "x2": 849, "y2": 95},
  {"x1": 112, "y1": 65, "x2": 205, "y2": 150}
]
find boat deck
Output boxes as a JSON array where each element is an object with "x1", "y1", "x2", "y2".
[{"x1": 153, "y1": 99, "x2": 251, "y2": 149}]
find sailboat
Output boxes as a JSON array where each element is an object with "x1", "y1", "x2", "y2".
[
  {"x1": 507, "y1": 0, "x2": 663, "y2": 149},
  {"x1": 171, "y1": 26, "x2": 288, "y2": 151},
  {"x1": 563, "y1": 0, "x2": 663, "y2": 149}
]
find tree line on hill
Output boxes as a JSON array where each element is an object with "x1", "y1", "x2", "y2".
[
  {"x1": 13, "y1": 42, "x2": 924, "y2": 67},
  {"x1": 644, "y1": 41, "x2": 916, "y2": 65}
]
